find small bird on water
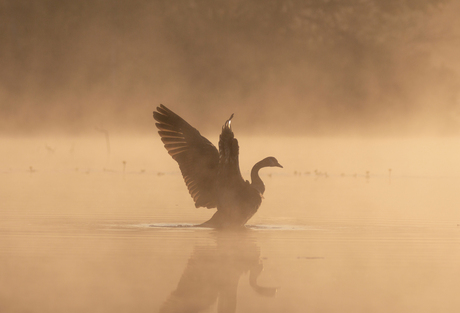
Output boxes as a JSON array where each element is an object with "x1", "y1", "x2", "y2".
[{"x1": 153, "y1": 104, "x2": 283, "y2": 228}]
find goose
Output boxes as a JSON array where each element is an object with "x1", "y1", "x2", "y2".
[{"x1": 153, "y1": 104, "x2": 282, "y2": 228}]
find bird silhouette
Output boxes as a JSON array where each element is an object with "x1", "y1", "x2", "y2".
[{"x1": 153, "y1": 104, "x2": 283, "y2": 228}]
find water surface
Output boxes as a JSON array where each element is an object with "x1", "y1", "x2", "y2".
[{"x1": 1, "y1": 136, "x2": 460, "y2": 312}]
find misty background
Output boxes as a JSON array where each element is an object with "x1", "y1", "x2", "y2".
[{"x1": 1, "y1": 0, "x2": 459, "y2": 136}]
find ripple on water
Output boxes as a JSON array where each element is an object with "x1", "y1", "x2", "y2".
[
  {"x1": 247, "y1": 224, "x2": 311, "y2": 231},
  {"x1": 124, "y1": 223, "x2": 313, "y2": 231},
  {"x1": 147, "y1": 223, "x2": 200, "y2": 228}
]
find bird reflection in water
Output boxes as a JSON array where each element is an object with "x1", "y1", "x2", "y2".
[{"x1": 159, "y1": 231, "x2": 277, "y2": 313}]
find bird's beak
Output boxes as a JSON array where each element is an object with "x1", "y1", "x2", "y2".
[{"x1": 276, "y1": 162, "x2": 283, "y2": 168}]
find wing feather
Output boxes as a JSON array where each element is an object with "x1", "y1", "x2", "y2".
[
  {"x1": 218, "y1": 115, "x2": 244, "y2": 185},
  {"x1": 153, "y1": 104, "x2": 219, "y2": 208}
]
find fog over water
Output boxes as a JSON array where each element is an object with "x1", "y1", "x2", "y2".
[
  {"x1": 2, "y1": 135, "x2": 460, "y2": 312},
  {"x1": 2, "y1": 1, "x2": 460, "y2": 312}
]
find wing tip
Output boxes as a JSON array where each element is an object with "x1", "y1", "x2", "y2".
[{"x1": 223, "y1": 113, "x2": 234, "y2": 129}]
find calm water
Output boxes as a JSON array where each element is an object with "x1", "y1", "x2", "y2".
[{"x1": 1, "y1": 136, "x2": 460, "y2": 312}]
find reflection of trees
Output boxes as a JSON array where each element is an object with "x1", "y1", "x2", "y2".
[{"x1": 159, "y1": 231, "x2": 276, "y2": 313}]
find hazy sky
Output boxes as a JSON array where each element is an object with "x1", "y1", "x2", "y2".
[{"x1": 1, "y1": 0, "x2": 459, "y2": 135}]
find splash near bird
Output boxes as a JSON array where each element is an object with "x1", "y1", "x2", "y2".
[{"x1": 153, "y1": 104, "x2": 283, "y2": 228}]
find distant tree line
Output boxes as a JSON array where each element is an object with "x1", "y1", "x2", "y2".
[{"x1": 0, "y1": 0, "x2": 457, "y2": 134}]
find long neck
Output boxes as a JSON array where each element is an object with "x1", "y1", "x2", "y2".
[{"x1": 250, "y1": 161, "x2": 266, "y2": 195}]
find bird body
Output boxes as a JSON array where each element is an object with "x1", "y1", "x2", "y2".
[{"x1": 153, "y1": 104, "x2": 282, "y2": 228}]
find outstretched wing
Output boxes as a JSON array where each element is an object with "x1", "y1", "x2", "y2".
[{"x1": 153, "y1": 104, "x2": 219, "y2": 208}]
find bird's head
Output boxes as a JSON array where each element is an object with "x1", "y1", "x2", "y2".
[{"x1": 263, "y1": 157, "x2": 283, "y2": 168}]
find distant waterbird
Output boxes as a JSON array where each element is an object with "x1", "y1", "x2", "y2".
[
  {"x1": 153, "y1": 104, "x2": 283, "y2": 228},
  {"x1": 45, "y1": 145, "x2": 55, "y2": 154}
]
